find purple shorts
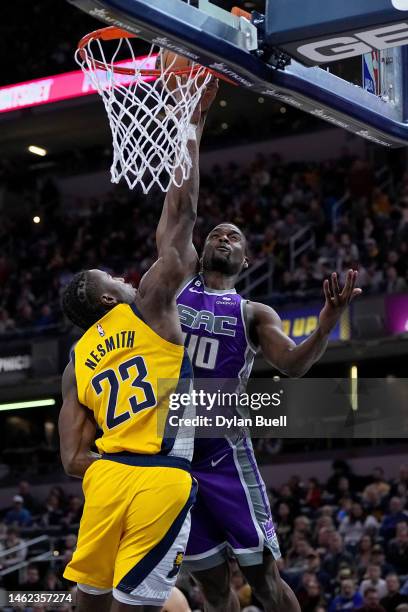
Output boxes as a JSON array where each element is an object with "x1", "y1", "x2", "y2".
[{"x1": 185, "y1": 434, "x2": 281, "y2": 570}]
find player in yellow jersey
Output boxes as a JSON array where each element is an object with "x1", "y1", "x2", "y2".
[{"x1": 58, "y1": 82, "x2": 218, "y2": 612}]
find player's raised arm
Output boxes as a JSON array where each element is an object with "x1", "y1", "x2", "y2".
[
  {"x1": 156, "y1": 78, "x2": 218, "y2": 274},
  {"x1": 251, "y1": 270, "x2": 362, "y2": 377},
  {"x1": 58, "y1": 362, "x2": 99, "y2": 478}
]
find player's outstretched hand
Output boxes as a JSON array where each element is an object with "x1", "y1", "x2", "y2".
[{"x1": 319, "y1": 270, "x2": 362, "y2": 335}]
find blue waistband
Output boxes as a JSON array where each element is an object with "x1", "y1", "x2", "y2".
[{"x1": 102, "y1": 452, "x2": 191, "y2": 472}]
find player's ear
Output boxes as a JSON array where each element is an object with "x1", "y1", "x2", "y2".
[
  {"x1": 243, "y1": 256, "x2": 249, "y2": 270},
  {"x1": 101, "y1": 293, "x2": 118, "y2": 307}
]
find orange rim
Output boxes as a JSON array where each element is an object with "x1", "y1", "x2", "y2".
[
  {"x1": 77, "y1": 25, "x2": 237, "y2": 84},
  {"x1": 231, "y1": 6, "x2": 252, "y2": 19}
]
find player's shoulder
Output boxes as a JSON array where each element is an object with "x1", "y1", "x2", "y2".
[
  {"x1": 62, "y1": 360, "x2": 77, "y2": 399},
  {"x1": 246, "y1": 300, "x2": 282, "y2": 324}
]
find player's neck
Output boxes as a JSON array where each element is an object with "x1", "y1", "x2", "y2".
[{"x1": 202, "y1": 270, "x2": 237, "y2": 290}]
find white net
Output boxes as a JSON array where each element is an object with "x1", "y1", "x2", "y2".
[{"x1": 76, "y1": 32, "x2": 212, "y2": 193}]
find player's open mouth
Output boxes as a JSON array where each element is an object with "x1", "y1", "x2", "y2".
[{"x1": 216, "y1": 246, "x2": 231, "y2": 253}]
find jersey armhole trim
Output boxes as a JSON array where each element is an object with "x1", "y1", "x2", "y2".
[{"x1": 130, "y1": 302, "x2": 145, "y2": 322}]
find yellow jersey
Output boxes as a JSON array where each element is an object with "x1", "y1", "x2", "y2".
[{"x1": 72, "y1": 303, "x2": 193, "y2": 460}]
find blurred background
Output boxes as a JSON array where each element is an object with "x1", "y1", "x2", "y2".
[{"x1": 0, "y1": 1, "x2": 407, "y2": 610}]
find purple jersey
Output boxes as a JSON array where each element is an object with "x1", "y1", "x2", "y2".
[
  {"x1": 177, "y1": 274, "x2": 257, "y2": 457},
  {"x1": 177, "y1": 274, "x2": 256, "y2": 383},
  {"x1": 177, "y1": 275, "x2": 281, "y2": 568}
]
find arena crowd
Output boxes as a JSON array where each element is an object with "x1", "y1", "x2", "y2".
[
  {"x1": 0, "y1": 460, "x2": 407, "y2": 611},
  {"x1": 0, "y1": 152, "x2": 407, "y2": 336}
]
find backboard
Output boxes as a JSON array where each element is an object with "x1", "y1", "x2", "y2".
[{"x1": 67, "y1": 0, "x2": 408, "y2": 147}]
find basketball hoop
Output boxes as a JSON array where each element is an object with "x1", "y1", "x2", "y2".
[{"x1": 76, "y1": 27, "x2": 214, "y2": 193}]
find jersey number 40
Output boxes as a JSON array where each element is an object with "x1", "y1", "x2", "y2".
[{"x1": 183, "y1": 333, "x2": 219, "y2": 370}]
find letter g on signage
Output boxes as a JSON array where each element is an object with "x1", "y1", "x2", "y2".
[
  {"x1": 392, "y1": 0, "x2": 408, "y2": 9},
  {"x1": 298, "y1": 37, "x2": 370, "y2": 63}
]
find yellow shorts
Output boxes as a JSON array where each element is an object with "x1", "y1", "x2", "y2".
[{"x1": 64, "y1": 456, "x2": 195, "y2": 605}]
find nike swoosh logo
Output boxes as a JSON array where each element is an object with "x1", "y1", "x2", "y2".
[
  {"x1": 189, "y1": 288, "x2": 201, "y2": 293},
  {"x1": 211, "y1": 454, "x2": 228, "y2": 468}
]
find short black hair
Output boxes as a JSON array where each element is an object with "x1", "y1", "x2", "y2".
[{"x1": 61, "y1": 271, "x2": 107, "y2": 330}]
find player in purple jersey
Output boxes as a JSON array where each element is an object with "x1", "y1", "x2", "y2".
[{"x1": 157, "y1": 102, "x2": 361, "y2": 612}]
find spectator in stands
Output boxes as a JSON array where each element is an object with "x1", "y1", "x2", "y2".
[
  {"x1": 40, "y1": 493, "x2": 64, "y2": 527},
  {"x1": 380, "y1": 497, "x2": 408, "y2": 540},
  {"x1": 287, "y1": 538, "x2": 313, "y2": 570},
  {"x1": 356, "y1": 534, "x2": 373, "y2": 576},
  {"x1": 305, "y1": 550, "x2": 331, "y2": 593},
  {"x1": 231, "y1": 569, "x2": 252, "y2": 608},
  {"x1": 381, "y1": 574, "x2": 408, "y2": 612},
  {"x1": 18, "y1": 564, "x2": 43, "y2": 590},
  {"x1": 298, "y1": 577, "x2": 326, "y2": 612},
  {"x1": 359, "y1": 564, "x2": 388, "y2": 600},
  {"x1": 59, "y1": 533, "x2": 77, "y2": 565},
  {"x1": 49, "y1": 486, "x2": 68, "y2": 511},
  {"x1": 362, "y1": 486, "x2": 384, "y2": 522},
  {"x1": 371, "y1": 545, "x2": 395, "y2": 578},
  {"x1": 358, "y1": 587, "x2": 387, "y2": 612},
  {"x1": 322, "y1": 532, "x2": 355, "y2": 577},
  {"x1": 0, "y1": 527, "x2": 26, "y2": 568},
  {"x1": 391, "y1": 465, "x2": 408, "y2": 497},
  {"x1": 326, "y1": 461, "x2": 355, "y2": 496},
  {"x1": 275, "y1": 501, "x2": 294, "y2": 554},
  {"x1": 61, "y1": 495, "x2": 83, "y2": 527},
  {"x1": 328, "y1": 578, "x2": 363, "y2": 612},
  {"x1": 339, "y1": 503, "x2": 379, "y2": 548},
  {"x1": 17, "y1": 480, "x2": 39, "y2": 515},
  {"x1": 293, "y1": 516, "x2": 312, "y2": 542},
  {"x1": 382, "y1": 266, "x2": 407, "y2": 294},
  {"x1": 386, "y1": 522, "x2": 408, "y2": 574},
  {"x1": 4, "y1": 495, "x2": 32, "y2": 527},
  {"x1": 333, "y1": 476, "x2": 354, "y2": 504},
  {"x1": 0, "y1": 308, "x2": 15, "y2": 333},
  {"x1": 365, "y1": 468, "x2": 391, "y2": 501},
  {"x1": 43, "y1": 569, "x2": 63, "y2": 592},
  {"x1": 305, "y1": 477, "x2": 322, "y2": 510}
]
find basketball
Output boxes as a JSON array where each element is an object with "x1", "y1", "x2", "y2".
[{"x1": 160, "y1": 50, "x2": 216, "y2": 111}]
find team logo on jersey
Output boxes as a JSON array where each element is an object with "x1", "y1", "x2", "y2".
[
  {"x1": 96, "y1": 324, "x2": 105, "y2": 337},
  {"x1": 264, "y1": 518, "x2": 277, "y2": 542},
  {"x1": 167, "y1": 551, "x2": 184, "y2": 578}
]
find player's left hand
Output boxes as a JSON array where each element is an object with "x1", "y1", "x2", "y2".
[{"x1": 319, "y1": 269, "x2": 362, "y2": 334}]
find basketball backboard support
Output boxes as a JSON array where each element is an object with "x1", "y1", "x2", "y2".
[{"x1": 67, "y1": 0, "x2": 408, "y2": 147}]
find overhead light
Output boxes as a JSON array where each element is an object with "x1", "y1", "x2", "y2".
[
  {"x1": 221, "y1": 122, "x2": 228, "y2": 130},
  {"x1": 33, "y1": 216, "x2": 41, "y2": 224},
  {"x1": 0, "y1": 399, "x2": 56, "y2": 412},
  {"x1": 219, "y1": 100, "x2": 227, "y2": 107},
  {"x1": 258, "y1": 97, "x2": 264, "y2": 103},
  {"x1": 280, "y1": 106, "x2": 287, "y2": 114},
  {"x1": 28, "y1": 145, "x2": 47, "y2": 157}
]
